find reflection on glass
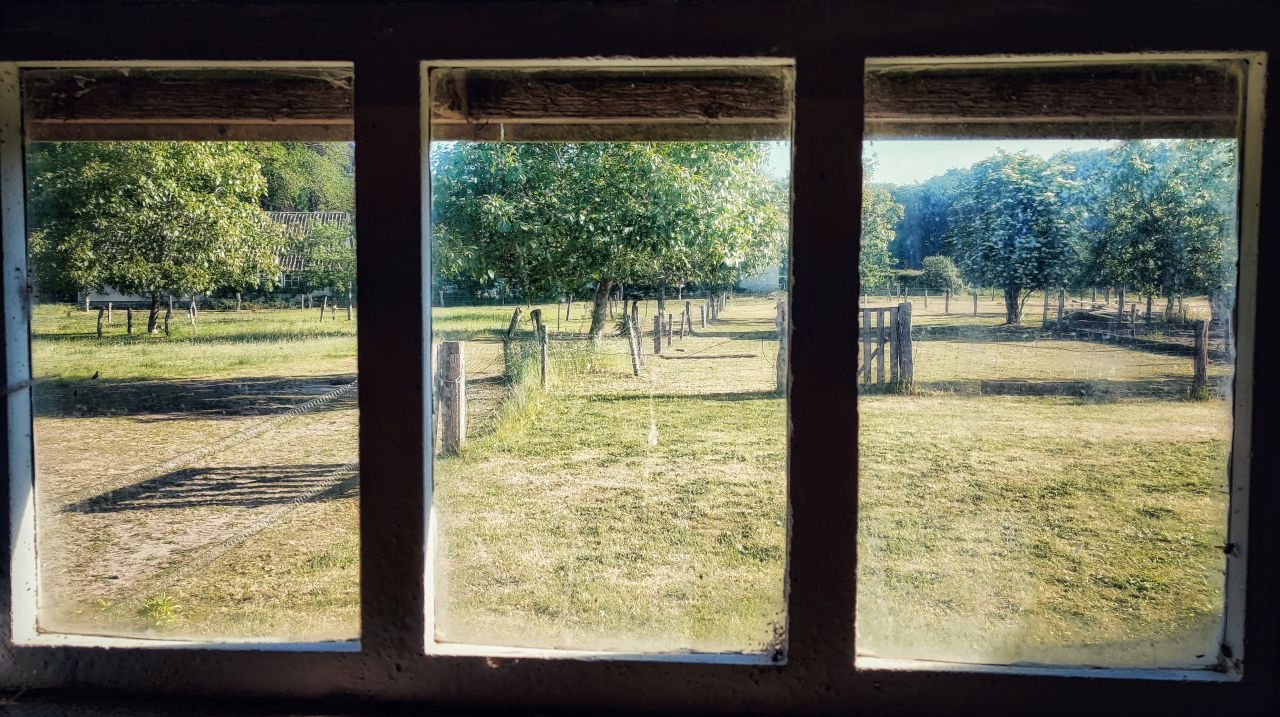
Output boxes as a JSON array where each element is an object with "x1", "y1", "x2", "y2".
[
  {"x1": 429, "y1": 139, "x2": 791, "y2": 652},
  {"x1": 27, "y1": 137, "x2": 360, "y2": 640},
  {"x1": 856, "y1": 135, "x2": 1237, "y2": 667}
]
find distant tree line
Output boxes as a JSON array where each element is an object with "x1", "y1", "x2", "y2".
[{"x1": 861, "y1": 140, "x2": 1237, "y2": 323}]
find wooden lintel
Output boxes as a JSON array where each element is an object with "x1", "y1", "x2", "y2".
[
  {"x1": 23, "y1": 69, "x2": 353, "y2": 142},
  {"x1": 27, "y1": 122, "x2": 353, "y2": 143},
  {"x1": 865, "y1": 63, "x2": 1240, "y2": 139},
  {"x1": 430, "y1": 68, "x2": 792, "y2": 125}
]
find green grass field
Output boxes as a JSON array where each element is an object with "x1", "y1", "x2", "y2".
[{"x1": 28, "y1": 293, "x2": 1233, "y2": 666}]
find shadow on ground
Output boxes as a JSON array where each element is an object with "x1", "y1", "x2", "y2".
[
  {"x1": 64, "y1": 463, "x2": 359, "y2": 513},
  {"x1": 34, "y1": 374, "x2": 357, "y2": 420}
]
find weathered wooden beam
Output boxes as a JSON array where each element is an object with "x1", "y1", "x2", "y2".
[
  {"x1": 429, "y1": 67, "x2": 792, "y2": 141},
  {"x1": 430, "y1": 121, "x2": 788, "y2": 142},
  {"x1": 23, "y1": 69, "x2": 353, "y2": 142},
  {"x1": 865, "y1": 62, "x2": 1240, "y2": 139}
]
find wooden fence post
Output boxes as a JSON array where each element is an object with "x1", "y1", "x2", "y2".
[
  {"x1": 506, "y1": 307, "x2": 523, "y2": 339},
  {"x1": 626, "y1": 316, "x2": 642, "y2": 377},
  {"x1": 438, "y1": 341, "x2": 466, "y2": 454},
  {"x1": 666, "y1": 313, "x2": 673, "y2": 347},
  {"x1": 530, "y1": 308, "x2": 543, "y2": 335},
  {"x1": 653, "y1": 314, "x2": 663, "y2": 355},
  {"x1": 861, "y1": 309, "x2": 872, "y2": 388},
  {"x1": 539, "y1": 325, "x2": 549, "y2": 390},
  {"x1": 923, "y1": 287, "x2": 929, "y2": 309},
  {"x1": 890, "y1": 308, "x2": 901, "y2": 386},
  {"x1": 565, "y1": 298, "x2": 572, "y2": 320},
  {"x1": 897, "y1": 302, "x2": 914, "y2": 386},
  {"x1": 96, "y1": 306, "x2": 104, "y2": 337},
  {"x1": 319, "y1": 296, "x2": 327, "y2": 321},
  {"x1": 1057, "y1": 288, "x2": 1066, "y2": 329},
  {"x1": 106, "y1": 302, "x2": 112, "y2": 324},
  {"x1": 679, "y1": 310, "x2": 686, "y2": 340},
  {"x1": 775, "y1": 300, "x2": 787, "y2": 392},
  {"x1": 126, "y1": 307, "x2": 133, "y2": 335},
  {"x1": 685, "y1": 300, "x2": 692, "y2": 334},
  {"x1": 1130, "y1": 303, "x2": 1137, "y2": 337},
  {"x1": 1042, "y1": 291, "x2": 1049, "y2": 326},
  {"x1": 1192, "y1": 319, "x2": 1209, "y2": 398},
  {"x1": 165, "y1": 295, "x2": 173, "y2": 336},
  {"x1": 945, "y1": 288, "x2": 951, "y2": 315},
  {"x1": 700, "y1": 304, "x2": 706, "y2": 329},
  {"x1": 876, "y1": 309, "x2": 887, "y2": 385}
]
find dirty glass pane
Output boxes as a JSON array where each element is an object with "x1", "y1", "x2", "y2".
[
  {"x1": 24, "y1": 68, "x2": 359, "y2": 641},
  {"x1": 427, "y1": 66, "x2": 792, "y2": 653},
  {"x1": 856, "y1": 61, "x2": 1240, "y2": 668}
]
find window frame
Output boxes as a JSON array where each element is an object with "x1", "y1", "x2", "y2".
[{"x1": 0, "y1": 1, "x2": 1276, "y2": 714}]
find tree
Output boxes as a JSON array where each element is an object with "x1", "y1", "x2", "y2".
[
  {"x1": 431, "y1": 142, "x2": 785, "y2": 338},
  {"x1": 861, "y1": 157, "x2": 903, "y2": 289},
  {"x1": 1073, "y1": 140, "x2": 1235, "y2": 315},
  {"x1": 920, "y1": 255, "x2": 965, "y2": 293},
  {"x1": 292, "y1": 223, "x2": 357, "y2": 300},
  {"x1": 27, "y1": 142, "x2": 284, "y2": 333},
  {"x1": 887, "y1": 169, "x2": 965, "y2": 268},
  {"x1": 251, "y1": 142, "x2": 355, "y2": 212},
  {"x1": 945, "y1": 151, "x2": 1077, "y2": 324}
]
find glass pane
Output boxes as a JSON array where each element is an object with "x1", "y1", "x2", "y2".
[
  {"x1": 24, "y1": 69, "x2": 359, "y2": 640},
  {"x1": 857, "y1": 61, "x2": 1240, "y2": 668},
  {"x1": 428, "y1": 66, "x2": 792, "y2": 653}
]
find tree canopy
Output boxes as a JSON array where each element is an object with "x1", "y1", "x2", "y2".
[
  {"x1": 430, "y1": 141, "x2": 787, "y2": 336},
  {"x1": 945, "y1": 151, "x2": 1077, "y2": 323},
  {"x1": 28, "y1": 141, "x2": 284, "y2": 331}
]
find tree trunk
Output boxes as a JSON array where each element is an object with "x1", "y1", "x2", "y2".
[
  {"x1": 146, "y1": 295, "x2": 161, "y2": 334},
  {"x1": 587, "y1": 280, "x2": 613, "y2": 338},
  {"x1": 235, "y1": 292, "x2": 242, "y2": 312},
  {"x1": 657, "y1": 283, "x2": 666, "y2": 319},
  {"x1": 1003, "y1": 285, "x2": 1023, "y2": 324}
]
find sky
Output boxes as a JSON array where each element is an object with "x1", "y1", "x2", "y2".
[{"x1": 765, "y1": 139, "x2": 1122, "y2": 185}]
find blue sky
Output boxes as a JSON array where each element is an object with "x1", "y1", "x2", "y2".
[{"x1": 766, "y1": 139, "x2": 1122, "y2": 185}]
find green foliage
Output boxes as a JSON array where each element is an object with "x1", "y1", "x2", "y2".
[
  {"x1": 430, "y1": 142, "x2": 787, "y2": 328},
  {"x1": 888, "y1": 169, "x2": 965, "y2": 268},
  {"x1": 250, "y1": 142, "x2": 354, "y2": 212},
  {"x1": 291, "y1": 223, "x2": 356, "y2": 294},
  {"x1": 861, "y1": 157, "x2": 903, "y2": 288},
  {"x1": 27, "y1": 142, "x2": 284, "y2": 305},
  {"x1": 920, "y1": 255, "x2": 965, "y2": 292},
  {"x1": 1065, "y1": 140, "x2": 1236, "y2": 298},
  {"x1": 945, "y1": 151, "x2": 1077, "y2": 323}
]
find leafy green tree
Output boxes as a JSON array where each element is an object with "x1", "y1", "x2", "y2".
[
  {"x1": 920, "y1": 255, "x2": 965, "y2": 292},
  {"x1": 251, "y1": 142, "x2": 354, "y2": 212},
  {"x1": 887, "y1": 168, "x2": 965, "y2": 268},
  {"x1": 431, "y1": 141, "x2": 785, "y2": 337},
  {"x1": 293, "y1": 223, "x2": 357, "y2": 298},
  {"x1": 861, "y1": 157, "x2": 903, "y2": 290},
  {"x1": 27, "y1": 142, "x2": 284, "y2": 333},
  {"x1": 946, "y1": 151, "x2": 1077, "y2": 323},
  {"x1": 1074, "y1": 140, "x2": 1235, "y2": 314}
]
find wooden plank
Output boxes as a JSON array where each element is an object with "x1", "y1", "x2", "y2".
[
  {"x1": 887, "y1": 308, "x2": 898, "y2": 384},
  {"x1": 875, "y1": 309, "x2": 886, "y2": 385},
  {"x1": 24, "y1": 69, "x2": 354, "y2": 142},
  {"x1": 430, "y1": 66, "x2": 790, "y2": 124},
  {"x1": 865, "y1": 62, "x2": 1239, "y2": 139},
  {"x1": 862, "y1": 309, "x2": 872, "y2": 388}
]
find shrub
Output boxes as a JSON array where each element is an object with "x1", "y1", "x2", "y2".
[{"x1": 920, "y1": 255, "x2": 965, "y2": 292}]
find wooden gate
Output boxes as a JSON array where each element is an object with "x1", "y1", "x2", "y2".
[{"x1": 859, "y1": 302, "x2": 914, "y2": 388}]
